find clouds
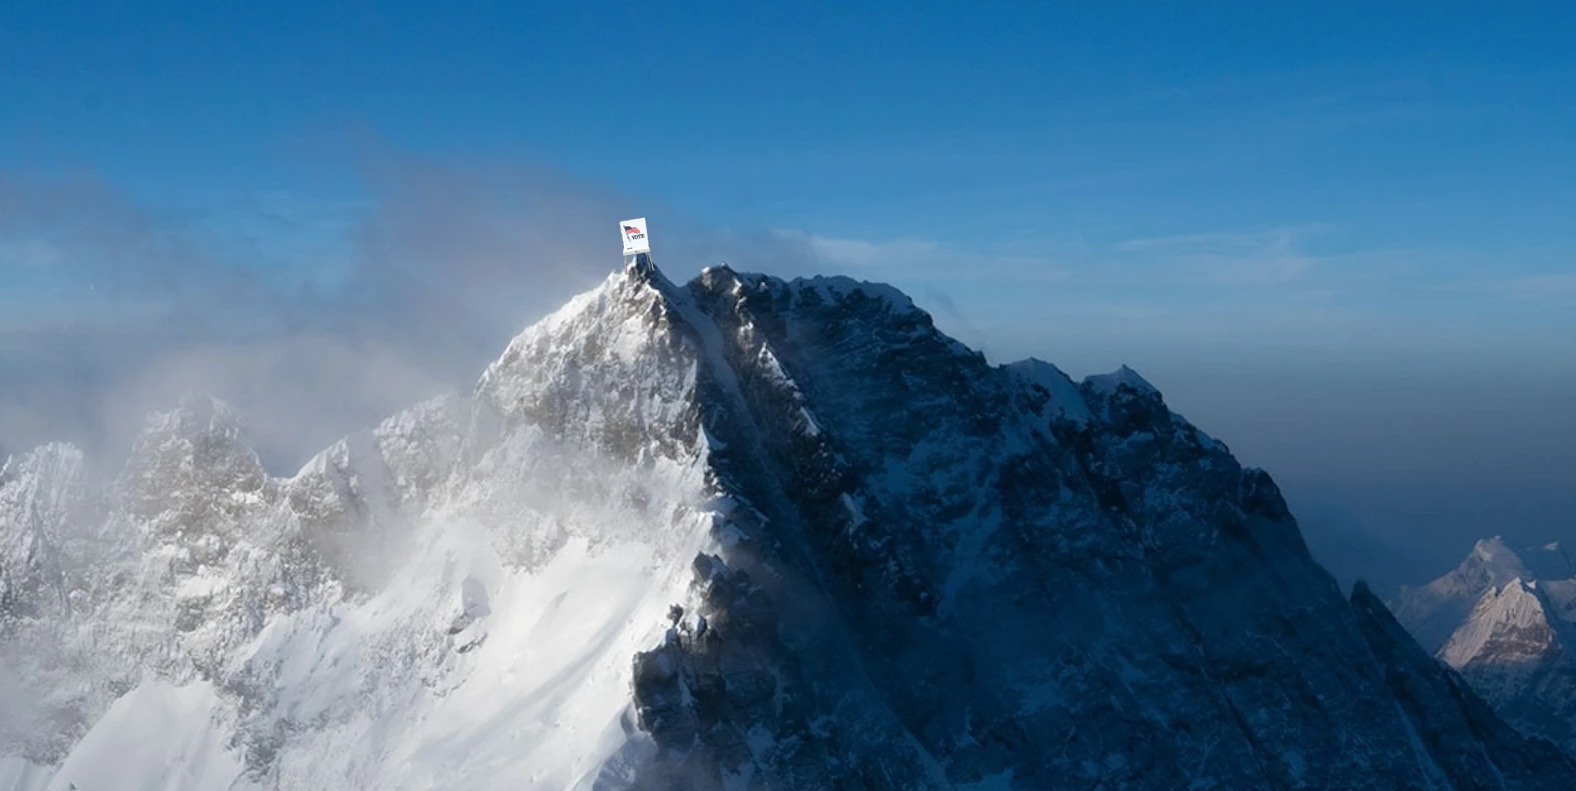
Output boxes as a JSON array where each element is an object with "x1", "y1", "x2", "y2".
[
  {"x1": 1114, "y1": 226, "x2": 1329, "y2": 286},
  {"x1": 1503, "y1": 273, "x2": 1576, "y2": 302},
  {"x1": 337, "y1": 152, "x2": 630, "y2": 368},
  {"x1": 0, "y1": 172, "x2": 257, "y2": 304},
  {"x1": 0, "y1": 151, "x2": 892, "y2": 471},
  {"x1": 3, "y1": 161, "x2": 1069, "y2": 471},
  {"x1": 0, "y1": 154, "x2": 634, "y2": 471},
  {"x1": 775, "y1": 231, "x2": 939, "y2": 269},
  {"x1": 0, "y1": 238, "x2": 66, "y2": 271},
  {"x1": 770, "y1": 222, "x2": 1360, "y2": 306}
]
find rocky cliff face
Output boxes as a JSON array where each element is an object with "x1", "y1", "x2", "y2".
[
  {"x1": 1393, "y1": 539, "x2": 1576, "y2": 755},
  {"x1": 2, "y1": 260, "x2": 1572, "y2": 790}
]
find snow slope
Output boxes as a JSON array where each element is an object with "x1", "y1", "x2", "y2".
[
  {"x1": 4, "y1": 259, "x2": 1574, "y2": 789},
  {"x1": 1439, "y1": 578, "x2": 1556, "y2": 670},
  {"x1": 46, "y1": 681, "x2": 252, "y2": 791},
  {"x1": 2, "y1": 266, "x2": 724, "y2": 790}
]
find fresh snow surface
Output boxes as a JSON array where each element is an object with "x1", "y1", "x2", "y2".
[
  {"x1": 45, "y1": 681, "x2": 253, "y2": 791},
  {"x1": 0, "y1": 759, "x2": 48, "y2": 791},
  {"x1": 2, "y1": 264, "x2": 722, "y2": 790},
  {"x1": 253, "y1": 522, "x2": 708, "y2": 790},
  {"x1": 254, "y1": 266, "x2": 718, "y2": 789}
]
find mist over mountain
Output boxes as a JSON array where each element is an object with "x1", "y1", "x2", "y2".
[{"x1": 2, "y1": 260, "x2": 1571, "y2": 790}]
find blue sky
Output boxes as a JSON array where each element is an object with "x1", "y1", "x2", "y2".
[{"x1": 2, "y1": 1, "x2": 1573, "y2": 585}]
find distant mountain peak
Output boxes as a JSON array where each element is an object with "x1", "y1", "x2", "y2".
[
  {"x1": 1439, "y1": 576, "x2": 1555, "y2": 668},
  {"x1": 1393, "y1": 536, "x2": 1576, "y2": 752},
  {"x1": 1390, "y1": 537, "x2": 1541, "y2": 653},
  {"x1": 1464, "y1": 536, "x2": 1536, "y2": 587}
]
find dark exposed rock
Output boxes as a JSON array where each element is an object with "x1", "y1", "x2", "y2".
[{"x1": 615, "y1": 264, "x2": 1576, "y2": 789}]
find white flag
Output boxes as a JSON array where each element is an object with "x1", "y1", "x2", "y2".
[{"x1": 620, "y1": 217, "x2": 650, "y2": 255}]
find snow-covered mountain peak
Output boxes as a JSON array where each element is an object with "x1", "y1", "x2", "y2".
[
  {"x1": 1446, "y1": 536, "x2": 1575, "y2": 587},
  {"x1": 7, "y1": 261, "x2": 1576, "y2": 789},
  {"x1": 1083, "y1": 363, "x2": 1159, "y2": 396},
  {"x1": 500, "y1": 261, "x2": 676, "y2": 349},
  {"x1": 1440, "y1": 576, "x2": 1556, "y2": 669},
  {"x1": 1005, "y1": 358, "x2": 1093, "y2": 423},
  {"x1": 1468, "y1": 536, "x2": 1534, "y2": 584},
  {"x1": 472, "y1": 265, "x2": 714, "y2": 489},
  {"x1": 119, "y1": 396, "x2": 269, "y2": 525},
  {"x1": 124, "y1": 395, "x2": 257, "y2": 471},
  {"x1": 1393, "y1": 538, "x2": 1576, "y2": 752},
  {"x1": 136, "y1": 395, "x2": 250, "y2": 447},
  {"x1": 1389, "y1": 535, "x2": 1545, "y2": 654}
]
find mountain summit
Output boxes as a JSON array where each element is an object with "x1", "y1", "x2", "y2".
[
  {"x1": 3, "y1": 260, "x2": 1572, "y2": 790},
  {"x1": 1393, "y1": 538, "x2": 1576, "y2": 754}
]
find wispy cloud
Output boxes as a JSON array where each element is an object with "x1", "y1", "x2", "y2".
[
  {"x1": 768, "y1": 228, "x2": 1069, "y2": 285},
  {"x1": 1114, "y1": 226, "x2": 1316, "y2": 254},
  {"x1": 1115, "y1": 225, "x2": 1334, "y2": 286},
  {"x1": 770, "y1": 230, "x2": 938, "y2": 268},
  {"x1": 0, "y1": 152, "x2": 631, "y2": 470},
  {"x1": 0, "y1": 238, "x2": 66, "y2": 269},
  {"x1": 1503, "y1": 273, "x2": 1576, "y2": 302}
]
